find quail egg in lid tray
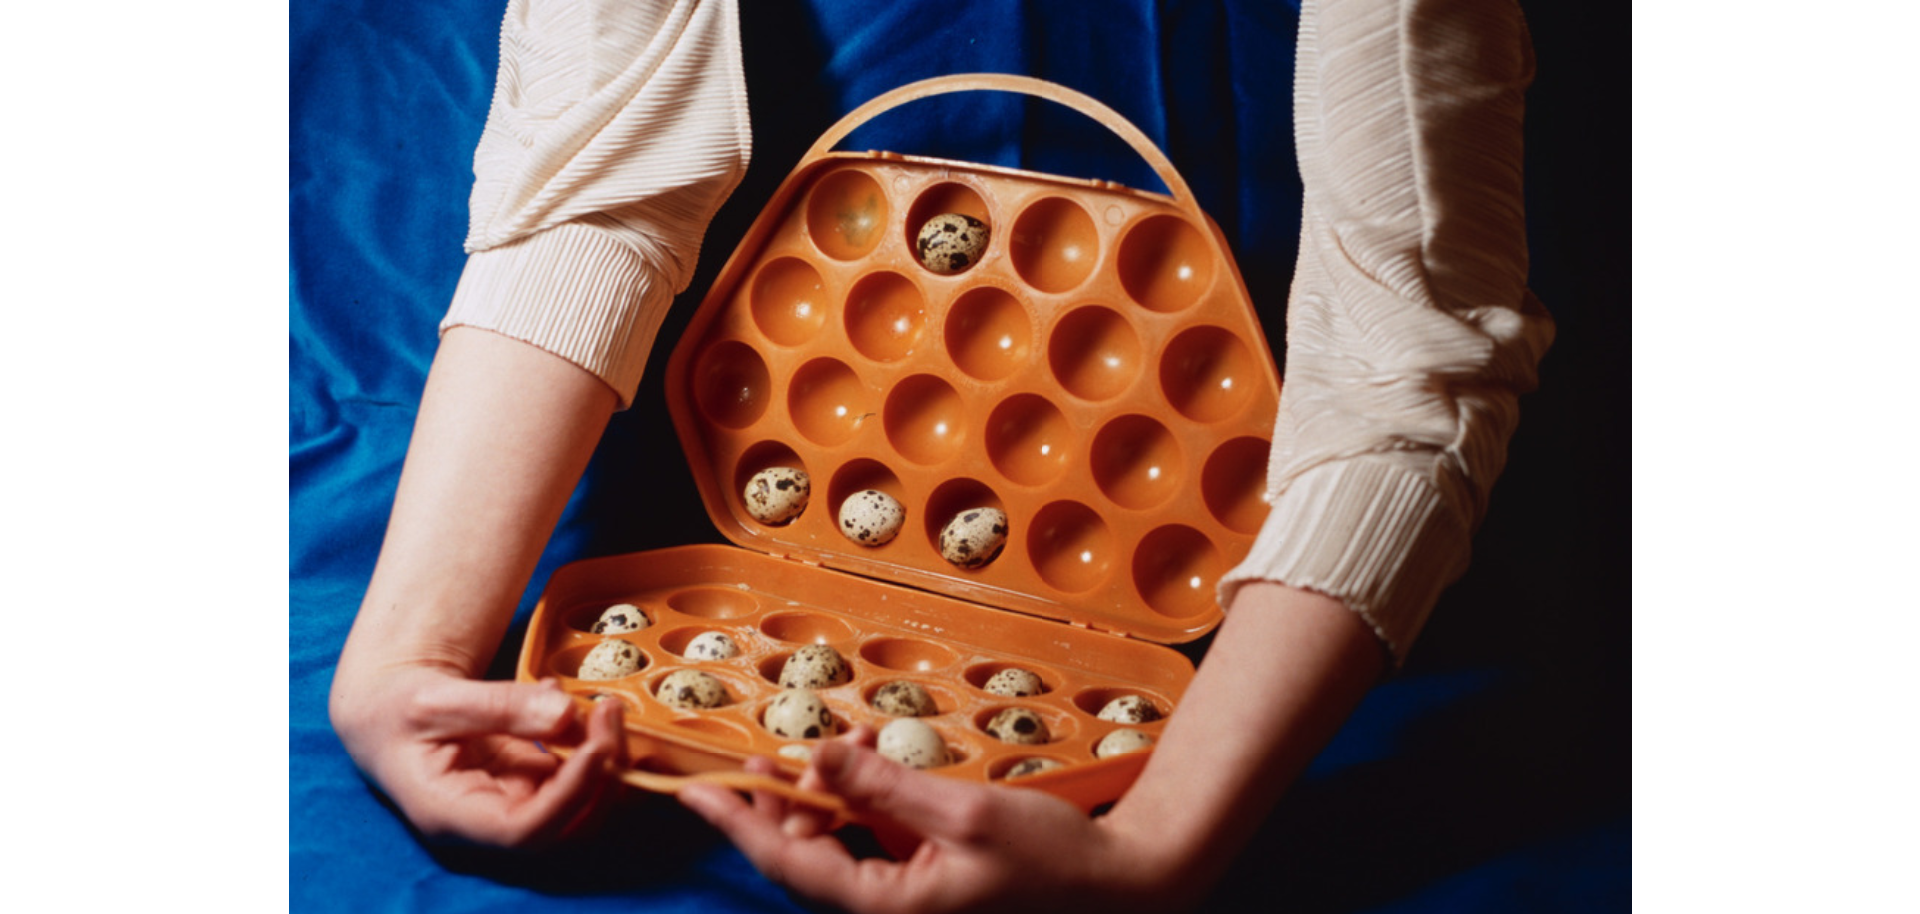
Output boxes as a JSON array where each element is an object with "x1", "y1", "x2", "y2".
[{"x1": 516, "y1": 75, "x2": 1280, "y2": 818}]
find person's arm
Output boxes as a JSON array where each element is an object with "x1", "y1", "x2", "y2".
[
  {"x1": 329, "y1": 327, "x2": 628, "y2": 846},
  {"x1": 328, "y1": 0, "x2": 751, "y2": 846},
  {"x1": 1217, "y1": 0, "x2": 1552, "y2": 661}
]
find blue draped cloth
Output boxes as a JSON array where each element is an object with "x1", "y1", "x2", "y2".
[{"x1": 291, "y1": 2, "x2": 1628, "y2": 910}]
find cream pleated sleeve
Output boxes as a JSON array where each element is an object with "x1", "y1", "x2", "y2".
[
  {"x1": 1217, "y1": 0, "x2": 1555, "y2": 663},
  {"x1": 441, "y1": 0, "x2": 753, "y2": 407}
]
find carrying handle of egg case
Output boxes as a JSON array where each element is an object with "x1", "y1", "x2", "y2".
[{"x1": 802, "y1": 73, "x2": 1208, "y2": 228}]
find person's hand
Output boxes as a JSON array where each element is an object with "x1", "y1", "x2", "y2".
[
  {"x1": 330, "y1": 664, "x2": 628, "y2": 848},
  {"x1": 678, "y1": 736, "x2": 1189, "y2": 914}
]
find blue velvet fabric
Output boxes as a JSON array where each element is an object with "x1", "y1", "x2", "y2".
[{"x1": 290, "y1": 1, "x2": 1628, "y2": 910}]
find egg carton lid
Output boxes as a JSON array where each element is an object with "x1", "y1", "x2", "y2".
[{"x1": 665, "y1": 75, "x2": 1278, "y2": 646}]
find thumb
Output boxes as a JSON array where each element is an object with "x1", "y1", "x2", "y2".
[
  {"x1": 809, "y1": 740, "x2": 994, "y2": 841},
  {"x1": 411, "y1": 677, "x2": 577, "y2": 740}
]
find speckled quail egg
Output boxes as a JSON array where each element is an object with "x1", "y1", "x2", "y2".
[
  {"x1": 985, "y1": 707, "x2": 1051, "y2": 745},
  {"x1": 1094, "y1": 728, "x2": 1155, "y2": 758},
  {"x1": 1003, "y1": 757, "x2": 1064, "y2": 780},
  {"x1": 915, "y1": 213, "x2": 990, "y2": 274},
  {"x1": 683, "y1": 631, "x2": 740, "y2": 661},
  {"x1": 656, "y1": 669, "x2": 729, "y2": 710},
  {"x1": 983, "y1": 667, "x2": 1045, "y2": 697},
  {"x1": 744, "y1": 467, "x2": 810, "y2": 525},
  {"x1": 778, "y1": 644, "x2": 851, "y2": 689},
  {"x1": 591, "y1": 603, "x2": 649, "y2": 635},
  {"x1": 877, "y1": 718, "x2": 950, "y2": 769},
  {"x1": 763, "y1": 688, "x2": 838, "y2": 740},
  {"x1": 870, "y1": 680, "x2": 937, "y2": 717},
  {"x1": 838, "y1": 489, "x2": 905, "y2": 546},
  {"x1": 938, "y1": 507, "x2": 1009, "y2": 569},
  {"x1": 577, "y1": 640, "x2": 643, "y2": 680},
  {"x1": 1096, "y1": 695, "x2": 1163, "y2": 724}
]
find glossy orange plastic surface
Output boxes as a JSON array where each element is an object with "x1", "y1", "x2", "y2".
[
  {"x1": 519, "y1": 545, "x2": 1183, "y2": 812},
  {"x1": 518, "y1": 75, "x2": 1281, "y2": 812}
]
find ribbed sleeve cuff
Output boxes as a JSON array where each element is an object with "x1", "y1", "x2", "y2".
[
  {"x1": 1217, "y1": 460, "x2": 1472, "y2": 665},
  {"x1": 441, "y1": 222, "x2": 675, "y2": 409}
]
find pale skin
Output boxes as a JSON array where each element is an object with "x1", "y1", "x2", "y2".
[
  {"x1": 329, "y1": 326, "x2": 630, "y2": 848},
  {"x1": 328, "y1": 326, "x2": 1384, "y2": 902}
]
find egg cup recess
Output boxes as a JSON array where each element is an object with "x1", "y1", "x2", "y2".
[
  {"x1": 1117, "y1": 213, "x2": 1216, "y2": 313},
  {"x1": 944, "y1": 286, "x2": 1032, "y2": 382},
  {"x1": 552, "y1": 75, "x2": 1281, "y2": 813},
  {"x1": 806, "y1": 168, "x2": 889, "y2": 261},
  {"x1": 1009, "y1": 196, "x2": 1099, "y2": 294},
  {"x1": 905, "y1": 182, "x2": 992, "y2": 277},
  {"x1": 844, "y1": 271, "x2": 927, "y2": 363},
  {"x1": 749, "y1": 257, "x2": 830, "y2": 347}
]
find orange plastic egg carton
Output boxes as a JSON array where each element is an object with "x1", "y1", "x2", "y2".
[{"x1": 517, "y1": 75, "x2": 1281, "y2": 814}]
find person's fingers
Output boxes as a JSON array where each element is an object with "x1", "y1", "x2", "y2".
[
  {"x1": 772, "y1": 726, "x2": 874, "y2": 838},
  {"x1": 494, "y1": 696, "x2": 625, "y2": 847},
  {"x1": 842, "y1": 723, "x2": 879, "y2": 749},
  {"x1": 742, "y1": 755, "x2": 790, "y2": 822},
  {"x1": 410, "y1": 677, "x2": 576, "y2": 741},
  {"x1": 788, "y1": 763, "x2": 828, "y2": 836},
  {"x1": 547, "y1": 697, "x2": 632, "y2": 842},
  {"x1": 680, "y1": 782, "x2": 886, "y2": 910},
  {"x1": 809, "y1": 740, "x2": 998, "y2": 842}
]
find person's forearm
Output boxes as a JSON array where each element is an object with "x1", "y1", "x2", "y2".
[
  {"x1": 1096, "y1": 0, "x2": 1537, "y2": 894},
  {"x1": 1100, "y1": 582, "x2": 1385, "y2": 894},
  {"x1": 333, "y1": 327, "x2": 617, "y2": 690},
  {"x1": 325, "y1": 327, "x2": 633, "y2": 849}
]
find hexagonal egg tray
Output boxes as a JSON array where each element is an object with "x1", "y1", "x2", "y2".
[{"x1": 520, "y1": 75, "x2": 1280, "y2": 814}]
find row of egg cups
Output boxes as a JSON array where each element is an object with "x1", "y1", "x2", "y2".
[
  {"x1": 736, "y1": 229, "x2": 1254, "y2": 399},
  {"x1": 701, "y1": 287, "x2": 1269, "y2": 423},
  {"x1": 716, "y1": 461, "x2": 1259, "y2": 620},
  {"x1": 548, "y1": 610, "x2": 1177, "y2": 723},
  {"x1": 719, "y1": 414, "x2": 1273, "y2": 531},
  {"x1": 798, "y1": 165, "x2": 1225, "y2": 317},
  {"x1": 552, "y1": 641, "x2": 1172, "y2": 778}
]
